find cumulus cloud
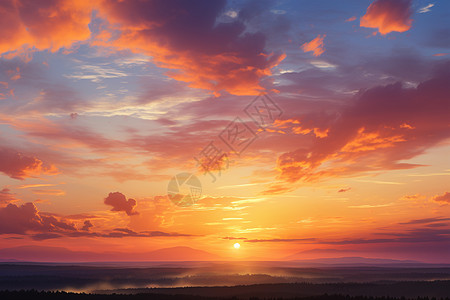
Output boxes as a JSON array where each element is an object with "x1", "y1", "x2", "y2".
[
  {"x1": 0, "y1": 147, "x2": 58, "y2": 179},
  {"x1": 0, "y1": 194, "x2": 193, "y2": 240},
  {"x1": 301, "y1": 34, "x2": 326, "y2": 57},
  {"x1": 432, "y1": 192, "x2": 450, "y2": 204},
  {"x1": 0, "y1": 202, "x2": 188, "y2": 240},
  {"x1": 104, "y1": 192, "x2": 139, "y2": 216},
  {"x1": 0, "y1": 202, "x2": 76, "y2": 235},
  {"x1": 360, "y1": 0, "x2": 413, "y2": 35}
]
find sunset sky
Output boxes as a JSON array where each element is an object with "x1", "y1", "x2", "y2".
[{"x1": 0, "y1": 0, "x2": 449, "y2": 263}]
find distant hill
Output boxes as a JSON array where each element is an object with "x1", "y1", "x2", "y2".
[{"x1": 0, "y1": 245, "x2": 220, "y2": 262}]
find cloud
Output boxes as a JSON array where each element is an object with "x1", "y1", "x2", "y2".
[
  {"x1": 418, "y1": 3, "x2": 434, "y2": 13},
  {"x1": 95, "y1": 0, "x2": 284, "y2": 96},
  {"x1": 399, "y1": 217, "x2": 450, "y2": 225},
  {"x1": 246, "y1": 228, "x2": 450, "y2": 247},
  {"x1": 276, "y1": 63, "x2": 450, "y2": 183},
  {"x1": 345, "y1": 16, "x2": 356, "y2": 22},
  {"x1": 1, "y1": 1, "x2": 284, "y2": 96},
  {"x1": 104, "y1": 192, "x2": 139, "y2": 216},
  {"x1": 245, "y1": 238, "x2": 316, "y2": 243},
  {"x1": 81, "y1": 220, "x2": 93, "y2": 231},
  {"x1": 360, "y1": 0, "x2": 413, "y2": 35},
  {"x1": 0, "y1": 201, "x2": 190, "y2": 240},
  {"x1": 348, "y1": 203, "x2": 393, "y2": 208},
  {"x1": 0, "y1": 147, "x2": 58, "y2": 179},
  {"x1": 432, "y1": 192, "x2": 450, "y2": 204},
  {"x1": 338, "y1": 187, "x2": 351, "y2": 193},
  {"x1": 0, "y1": 202, "x2": 77, "y2": 235},
  {"x1": 0, "y1": 188, "x2": 18, "y2": 205},
  {"x1": 301, "y1": 34, "x2": 326, "y2": 57},
  {"x1": 104, "y1": 228, "x2": 191, "y2": 238},
  {"x1": 0, "y1": 0, "x2": 93, "y2": 56}
]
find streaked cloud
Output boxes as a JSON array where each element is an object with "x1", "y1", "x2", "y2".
[
  {"x1": 301, "y1": 34, "x2": 326, "y2": 57},
  {"x1": 418, "y1": 3, "x2": 434, "y2": 13}
]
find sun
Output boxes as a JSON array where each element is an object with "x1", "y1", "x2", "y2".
[{"x1": 233, "y1": 243, "x2": 241, "y2": 249}]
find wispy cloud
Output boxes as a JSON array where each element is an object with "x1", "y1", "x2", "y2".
[
  {"x1": 348, "y1": 203, "x2": 394, "y2": 208},
  {"x1": 418, "y1": 3, "x2": 434, "y2": 13}
]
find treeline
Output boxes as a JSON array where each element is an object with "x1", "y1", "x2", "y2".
[{"x1": 1, "y1": 290, "x2": 450, "y2": 300}]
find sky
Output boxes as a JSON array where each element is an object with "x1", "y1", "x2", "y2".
[{"x1": 0, "y1": 0, "x2": 449, "y2": 263}]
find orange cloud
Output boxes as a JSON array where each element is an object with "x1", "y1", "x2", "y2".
[
  {"x1": 0, "y1": 0, "x2": 94, "y2": 56},
  {"x1": 0, "y1": 1, "x2": 284, "y2": 96},
  {"x1": 360, "y1": 0, "x2": 413, "y2": 35},
  {"x1": 0, "y1": 188, "x2": 18, "y2": 205},
  {"x1": 93, "y1": 0, "x2": 284, "y2": 96},
  {"x1": 301, "y1": 34, "x2": 326, "y2": 57},
  {"x1": 0, "y1": 147, "x2": 58, "y2": 180},
  {"x1": 340, "y1": 128, "x2": 405, "y2": 153},
  {"x1": 276, "y1": 67, "x2": 450, "y2": 184},
  {"x1": 274, "y1": 119, "x2": 329, "y2": 138},
  {"x1": 432, "y1": 192, "x2": 450, "y2": 204}
]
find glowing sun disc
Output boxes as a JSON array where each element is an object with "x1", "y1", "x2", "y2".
[{"x1": 234, "y1": 243, "x2": 241, "y2": 249}]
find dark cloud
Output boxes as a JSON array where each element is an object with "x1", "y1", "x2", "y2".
[
  {"x1": 0, "y1": 203, "x2": 76, "y2": 235},
  {"x1": 104, "y1": 192, "x2": 138, "y2": 216},
  {"x1": 0, "y1": 201, "x2": 190, "y2": 240},
  {"x1": 97, "y1": 0, "x2": 284, "y2": 95},
  {"x1": 399, "y1": 217, "x2": 450, "y2": 225},
  {"x1": 276, "y1": 62, "x2": 450, "y2": 183},
  {"x1": 81, "y1": 220, "x2": 93, "y2": 231},
  {"x1": 245, "y1": 238, "x2": 316, "y2": 243},
  {"x1": 0, "y1": 146, "x2": 57, "y2": 179},
  {"x1": 245, "y1": 228, "x2": 450, "y2": 246}
]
